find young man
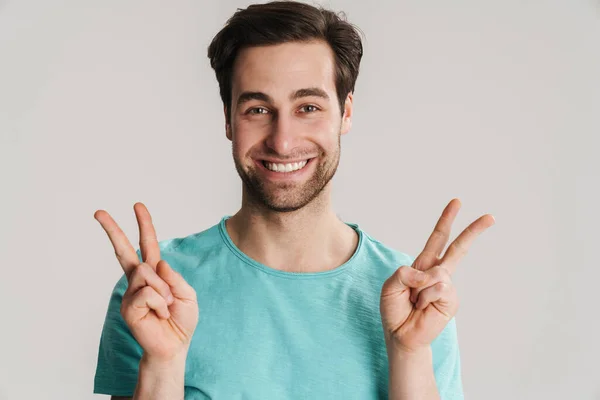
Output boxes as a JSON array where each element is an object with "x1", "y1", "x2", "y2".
[{"x1": 93, "y1": 1, "x2": 494, "y2": 399}]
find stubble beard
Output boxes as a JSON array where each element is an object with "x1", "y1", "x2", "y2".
[{"x1": 233, "y1": 135, "x2": 341, "y2": 213}]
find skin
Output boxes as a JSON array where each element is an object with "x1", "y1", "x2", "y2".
[
  {"x1": 95, "y1": 204, "x2": 197, "y2": 400},
  {"x1": 223, "y1": 40, "x2": 358, "y2": 274},
  {"x1": 381, "y1": 199, "x2": 495, "y2": 399},
  {"x1": 95, "y1": 40, "x2": 495, "y2": 399}
]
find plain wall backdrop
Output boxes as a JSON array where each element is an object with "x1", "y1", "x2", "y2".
[{"x1": 1, "y1": 0, "x2": 598, "y2": 399}]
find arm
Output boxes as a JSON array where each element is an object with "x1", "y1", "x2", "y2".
[
  {"x1": 131, "y1": 352, "x2": 187, "y2": 400},
  {"x1": 94, "y1": 204, "x2": 198, "y2": 399},
  {"x1": 387, "y1": 345, "x2": 439, "y2": 400},
  {"x1": 381, "y1": 200, "x2": 492, "y2": 399}
]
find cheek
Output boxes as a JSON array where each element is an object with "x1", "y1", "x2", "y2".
[
  {"x1": 310, "y1": 118, "x2": 341, "y2": 147},
  {"x1": 231, "y1": 123, "x2": 259, "y2": 153},
  {"x1": 232, "y1": 115, "x2": 340, "y2": 151},
  {"x1": 301, "y1": 117, "x2": 338, "y2": 137},
  {"x1": 233, "y1": 118, "x2": 271, "y2": 138}
]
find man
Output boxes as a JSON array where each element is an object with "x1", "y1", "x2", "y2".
[{"x1": 93, "y1": 1, "x2": 494, "y2": 399}]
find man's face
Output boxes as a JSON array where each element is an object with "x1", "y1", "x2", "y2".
[{"x1": 226, "y1": 40, "x2": 353, "y2": 212}]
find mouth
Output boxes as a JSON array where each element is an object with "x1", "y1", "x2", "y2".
[{"x1": 259, "y1": 158, "x2": 314, "y2": 173}]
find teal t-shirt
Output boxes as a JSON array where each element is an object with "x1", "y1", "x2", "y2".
[{"x1": 94, "y1": 216, "x2": 463, "y2": 399}]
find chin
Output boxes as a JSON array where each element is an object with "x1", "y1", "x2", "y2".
[
  {"x1": 236, "y1": 153, "x2": 339, "y2": 213},
  {"x1": 254, "y1": 188, "x2": 318, "y2": 213}
]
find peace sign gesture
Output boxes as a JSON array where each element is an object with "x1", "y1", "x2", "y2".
[
  {"x1": 94, "y1": 203, "x2": 199, "y2": 362},
  {"x1": 380, "y1": 198, "x2": 495, "y2": 353}
]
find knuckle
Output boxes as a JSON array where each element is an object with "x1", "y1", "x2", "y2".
[
  {"x1": 139, "y1": 285, "x2": 155, "y2": 298},
  {"x1": 432, "y1": 266, "x2": 450, "y2": 282},
  {"x1": 128, "y1": 263, "x2": 143, "y2": 278},
  {"x1": 435, "y1": 281, "x2": 447, "y2": 292},
  {"x1": 450, "y1": 239, "x2": 468, "y2": 255},
  {"x1": 396, "y1": 265, "x2": 408, "y2": 276},
  {"x1": 432, "y1": 229, "x2": 447, "y2": 241},
  {"x1": 131, "y1": 262, "x2": 153, "y2": 280},
  {"x1": 159, "y1": 279, "x2": 171, "y2": 292},
  {"x1": 114, "y1": 249, "x2": 124, "y2": 260},
  {"x1": 139, "y1": 237, "x2": 158, "y2": 245},
  {"x1": 137, "y1": 262, "x2": 152, "y2": 275}
]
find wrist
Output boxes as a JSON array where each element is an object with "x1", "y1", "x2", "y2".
[
  {"x1": 385, "y1": 334, "x2": 431, "y2": 358},
  {"x1": 140, "y1": 348, "x2": 189, "y2": 371},
  {"x1": 388, "y1": 343, "x2": 432, "y2": 362},
  {"x1": 387, "y1": 345, "x2": 438, "y2": 400},
  {"x1": 133, "y1": 350, "x2": 188, "y2": 400}
]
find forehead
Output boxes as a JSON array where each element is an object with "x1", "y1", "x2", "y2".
[{"x1": 232, "y1": 40, "x2": 337, "y2": 100}]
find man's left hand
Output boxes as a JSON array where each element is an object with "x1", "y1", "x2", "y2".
[{"x1": 380, "y1": 198, "x2": 495, "y2": 353}]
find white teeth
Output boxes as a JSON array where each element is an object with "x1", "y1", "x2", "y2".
[{"x1": 264, "y1": 160, "x2": 308, "y2": 172}]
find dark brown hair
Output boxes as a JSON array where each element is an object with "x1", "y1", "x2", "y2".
[{"x1": 207, "y1": 0, "x2": 364, "y2": 122}]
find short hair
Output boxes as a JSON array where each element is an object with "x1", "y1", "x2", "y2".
[{"x1": 207, "y1": 0, "x2": 364, "y2": 122}]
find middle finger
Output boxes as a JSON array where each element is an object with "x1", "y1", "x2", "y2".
[
  {"x1": 134, "y1": 202, "x2": 161, "y2": 268},
  {"x1": 413, "y1": 198, "x2": 461, "y2": 271}
]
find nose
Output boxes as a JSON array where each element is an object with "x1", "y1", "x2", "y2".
[{"x1": 264, "y1": 114, "x2": 298, "y2": 155}]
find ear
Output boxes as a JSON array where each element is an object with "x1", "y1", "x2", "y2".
[
  {"x1": 340, "y1": 92, "x2": 353, "y2": 135},
  {"x1": 224, "y1": 105, "x2": 232, "y2": 141}
]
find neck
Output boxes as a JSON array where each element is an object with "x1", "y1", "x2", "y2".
[{"x1": 225, "y1": 184, "x2": 359, "y2": 273}]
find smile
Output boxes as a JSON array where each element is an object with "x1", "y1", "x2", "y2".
[{"x1": 261, "y1": 159, "x2": 311, "y2": 173}]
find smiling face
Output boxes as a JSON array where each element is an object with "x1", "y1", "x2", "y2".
[{"x1": 226, "y1": 40, "x2": 353, "y2": 212}]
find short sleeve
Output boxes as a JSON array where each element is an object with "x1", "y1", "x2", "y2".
[
  {"x1": 432, "y1": 317, "x2": 464, "y2": 400},
  {"x1": 93, "y1": 252, "x2": 143, "y2": 396}
]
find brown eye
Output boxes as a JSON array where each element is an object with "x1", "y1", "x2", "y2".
[
  {"x1": 300, "y1": 105, "x2": 319, "y2": 113},
  {"x1": 248, "y1": 107, "x2": 268, "y2": 115}
]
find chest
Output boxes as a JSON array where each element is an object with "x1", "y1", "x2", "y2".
[{"x1": 182, "y1": 283, "x2": 390, "y2": 399}]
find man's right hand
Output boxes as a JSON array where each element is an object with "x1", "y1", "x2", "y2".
[{"x1": 95, "y1": 202, "x2": 199, "y2": 363}]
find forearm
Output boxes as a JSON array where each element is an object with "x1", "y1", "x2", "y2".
[
  {"x1": 133, "y1": 351, "x2": 187, "y2": 400},
  {"x1": 387, "y1": 344, "x2": 439, "y2": 400}
]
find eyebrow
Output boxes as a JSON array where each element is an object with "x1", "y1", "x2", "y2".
[
  {"x1": 236, "y1": 87, "x2": 330, "y2": 108},
  {"x1": 236, "y1": 91, "x2": 272, "y2": 107},
  {"x1": 290, "y1": 87, "x2": 329, "y2": 101}
]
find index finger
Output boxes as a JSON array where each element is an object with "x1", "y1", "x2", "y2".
[
  {"x1": 94, "y1": 209, "x2": 140, "y2": 276},
  {"x1": 133, "y1": 202, "x2": 161, "y2": 268}
]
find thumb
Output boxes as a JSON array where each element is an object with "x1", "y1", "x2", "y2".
[
  {"x1": 156, "y1": 260, "x2": 196, "y2": 300},
  {"x1": 382, "y1": 265, "x2": 428, "y2": 297},
  {"x1": 395, "y1": 265, "x2": 428, "y2": 289}
]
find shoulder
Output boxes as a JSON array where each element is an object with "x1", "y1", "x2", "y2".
[
  {"x1": 354, "y1": 225, "x2": 416, "y2": 279},
  {"x1": 359, "y1": 228, "x2": 415, "y2": 266},
  {"x1": 156, "y1": 219, "x2": 225, "y2": 256},
  {"x1": 133, "y1": 218, "x2": 227, "y2": 275}
]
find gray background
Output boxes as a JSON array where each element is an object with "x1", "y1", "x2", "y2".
[{"x1": 1, "y1": 0, "x2": 598, "y2": 399}]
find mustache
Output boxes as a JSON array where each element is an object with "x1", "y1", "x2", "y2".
[{"x1": 250, "y1": 149, "x2": 322, "y2": 161}]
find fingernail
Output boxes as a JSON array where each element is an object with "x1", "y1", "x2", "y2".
[{"x1": 167, "y1": 294, "x2": 174, "y2": 304}]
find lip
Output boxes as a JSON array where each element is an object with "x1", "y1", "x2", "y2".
[
  {"x1": 258, "y1": 157, "x2": 314, "y2": 164},
  {"x1": 254, "y1": 157, "x2": 315, "y2": 180}
]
